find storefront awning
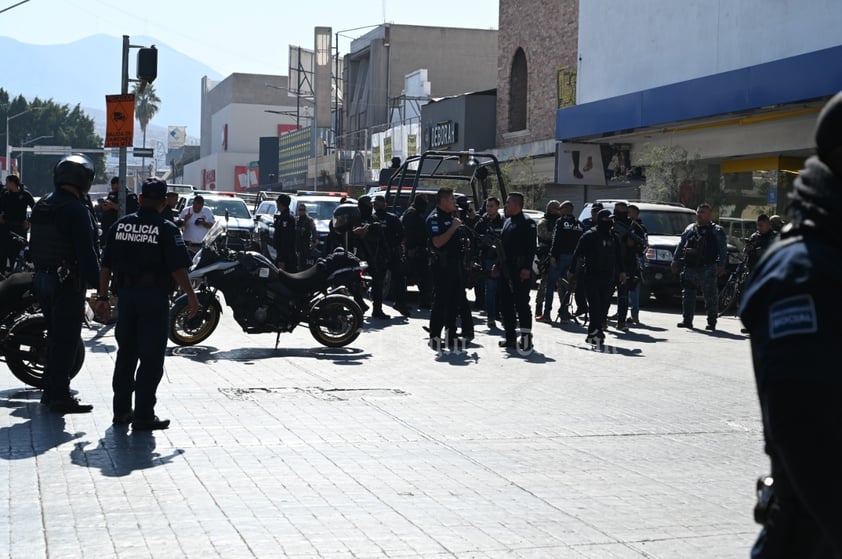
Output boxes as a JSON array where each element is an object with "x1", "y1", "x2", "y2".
[{"x1": 556, "y1": 44, "x2": 842, "y2": 142}]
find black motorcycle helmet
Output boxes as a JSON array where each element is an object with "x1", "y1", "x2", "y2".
[
  {"x1": 54, "y1": 154, "x2": 95, "y2": 194},
  {"x1": 332, "y1": 204, "x2": 361, "y2": 234}
]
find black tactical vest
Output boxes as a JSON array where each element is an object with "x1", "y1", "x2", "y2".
[{"x1": 29, "y1": 194, "x2": 77, "y2": 269}]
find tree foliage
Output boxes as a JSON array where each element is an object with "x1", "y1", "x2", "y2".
[
  {"x1": 1, "y1": 89, "x2": 104, "y2": 196},
  {"x1": 133, "y1": 82, "x2": 161, "y2": 148},
  {"x1": 499, "y1": 155, "x2": 545, "y2": 209},
  {"x1": 637, "y1": 144, "x2": 704, "y2": 204}
]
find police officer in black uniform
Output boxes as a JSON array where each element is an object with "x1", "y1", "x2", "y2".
[
  {"x1": 672, "y1": 203, "x2": 728, "y2": 330},
  {"x1": 497, "y1": 192, "x2": 537, "y2": 352},
  {"x1": 273, "y1": 193, "x2": 297, "y2": 272},
  {"x1": 353, "y1": 196, "x2": 390, "y2": 319},
  {"x1": 95, "y1": 178, "x2": 199, "y2": 430},
  {"x1": 0, "y1": 174, "x2": 35, "y2": 273},
  {"x1": 740, "y1": 91, "x2": 842, "y2": 558},
  {"x1": 374, "y1": 194, "x2": 410, "y2": 316},
  {"x1": 29, "y1": 154, "x2": 101, "y2": 413},
  {"x1": 739, "y1": 92, "x2": 842, "y2": 559},
  {"x1": 401, "y1": 194, "x2": 432, "y2": 309},
  {"x1": 744, "y1": 213, "x2": 776, "y2": 271},
  {"x1": 98, "y1": 176, "x2": 138, "y2": 246},
  {"x1": 569, "y1": 209, "x2": 625, "y2": 346},
  {"x1": 425, "y1": 188, "x2": 464, "y2": 349}
]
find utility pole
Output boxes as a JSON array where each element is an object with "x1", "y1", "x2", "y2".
[{"x1": 119, "y1": 35, "x2": 129, "y2": 217}]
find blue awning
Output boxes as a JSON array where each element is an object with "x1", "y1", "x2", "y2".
[{"x1": 556, "y1": 45, "x2": 842, "y2": 141}]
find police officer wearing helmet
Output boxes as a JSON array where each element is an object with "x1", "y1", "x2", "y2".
[
  {"x1": 569, "y1": 209, "x2": 625, "y2": 345},
  {"x1": 94, "y1": 178, "x2": 199, "y2": 430},
  {"x1": 672, "y1": 203, "x2": 727, "y2": 330},
  {"x1": 740, "y1": 91, "x2": 842, "y2": 557},
  {"x1": 29, "y1": 154, "x2": 101, "y2": 414}
]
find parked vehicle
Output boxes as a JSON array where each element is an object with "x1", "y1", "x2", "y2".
[
  {"x1": 0, "y1": 272, "x2": 85, "y2": 388},
  {"x1": 184, "y1": 193, "x2": 256, "y2": 251},
  {"x1": 169, "y1": 221, "x2": 365, "y2": 348},
  {"x1": 253, "y1": 191, "x2": 357, "y2": 261}
]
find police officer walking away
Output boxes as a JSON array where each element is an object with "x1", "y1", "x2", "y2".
[
  {"x1": 672, "y1": 203, "x2": 727, "y2": 330},
  {"x1": 425, "y1": 188, "x2": 464, "y2": 349},
  {"x1": 569, "y1": 209, "x2": 625, "y2": 346},
  {"x1": 740, "y1": 91, "x2": 842, "y2": 558},
  {"x1": 29, "y1": 154, "x2": 101, "y2": 413},
  {"x1": 497, "y1": 192, "x2": 537, "y2": 352},
  {"x1": 95, "y1": 178, "x2": 199, "y2": 430}
]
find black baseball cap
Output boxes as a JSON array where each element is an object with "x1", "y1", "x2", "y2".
[{"x1": 141, "y1": 177, "x2": 167, "y2": 200}]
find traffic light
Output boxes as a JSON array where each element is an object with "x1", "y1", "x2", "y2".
[{"x1": 137, "y1": 46, "x2": 158, "y2": 83}]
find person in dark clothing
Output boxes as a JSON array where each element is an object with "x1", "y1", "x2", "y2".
[
  {"x1": 547, "y1": 200, "x2": 583, "y2": 321},
  {"x1": 744, "y1": 213, "x2": 777, "y2": 271},
  {"x1": 29, "y1": 154, "x2": 101, "y2": 414},
  {"x1": 400, "y1": 194, "x2": 432, "y2": 309},
  {"x1": 294, "y1": 203, "x2": 318, "y2": 269},
  {"x1": 353, "y1": 196, "x2": 390, "y2": 319},
  {"x1": 378, "y1": 156, "x2": 401, "y2": 187},
  {"x1": 0, "y1": 174, "x2": 36, "y2": 273},
  {"x1": 739, "y1": 90, "x2": 842, "y2": 558},
  {"x1": 535, "y1": 200, "x2": 561, "y2": 321},
  {"x1": 611, "y1": 201, "x2": 644, "y2": 332},
  {"x1": 161, "y1": 192, "x2": 180, "y2": 223},
  {"x1": 373, "y1": 195, "x2": 410, "y2": 316},
  {"x1": 497, "y1": 192, "x2": 537, "y2": 352},
  {"x1": 672, "y1": 203, "x2": 728, "y2": 330},
  {"x1": 98, "y1": 176, "x2": 138, "y2": 244},
  {"x1": 272, "y1": 193, "x2": 297, "y2": 272},
  {"x1": 574, "y1": 202, "x2": 603, "y2": 317},
  {"x1": 94, "y1": 178, "x2": 199, "y2": 431},
  {"x1": 626, "y1": 204, "x2": 649, "y2": 324},
  {"x1": 425, "y1": 188, "x2": 464, "y2": 349},
  {"x1": 452, "y1": 195, "x2": 475, "y2": 338},
  {"x1": 474, "y1": 197, "x2": 504, "y2": 329},
  {"x1": 569, "y1": 209, "x2": 625, "y2": 346}
]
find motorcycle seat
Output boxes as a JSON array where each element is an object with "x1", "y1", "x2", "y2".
[
  {"x1": 0, "y1": 272, "x2": 35, "y2": 317},
  {"x1": 277, "y1": 265, "x2": 322, "y2": 294}
]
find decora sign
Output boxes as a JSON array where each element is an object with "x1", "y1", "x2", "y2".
[{"x1": 428, "y1": 121, "x2": 458, "y2": 148}]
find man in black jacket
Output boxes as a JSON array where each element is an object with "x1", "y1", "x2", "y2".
[
  {"x1": 401, "y1": 194, "x2": 431, "y2": 308},
  {"x1": 546, "y1": 200, "x2": 582, "y2": 321},
  {"x1": 496, "y1": 192, "x2": 537, "y2": 352},
  {"x1": 272, "y1": 193, "x2": 297, "y2": 272},
  {"x1": 740, "y1": 91, "x2": 842, "y2": 558},
  {"x1": 569, "y1": 209, "x2": 625, "y2": 346}
]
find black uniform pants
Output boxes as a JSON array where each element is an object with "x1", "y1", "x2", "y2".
[
  {"x1": 33, "y1": 272, "x2": 85, "y2": 400},
  {"x1": 585, "y1": 275, "x2": 613, "y2": 336},
  {"x1": 499, "y1": 272, "x2": 532, "y2": 342},
  {"x1": 406, "y1": 251, "x2": 432, "y2": 306},
  {"x1": 112, "y1": 287, "x2": 169, "y2": 421},
  {"x1": 752, "y1": 381, "x2": 842, "y2": 558},
  {"x1": 428, "y1": 265, "x2": 460, "y2": 340}
]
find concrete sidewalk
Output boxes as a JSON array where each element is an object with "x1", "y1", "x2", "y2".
[{"x1": 0, "y1": 302, "x2": 765, "y2": 558}]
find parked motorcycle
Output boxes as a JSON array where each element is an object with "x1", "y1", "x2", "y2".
[
  {"x1": 169, "y1": 221, "x2": 365, "y2": 348},
  {"x1": 0, "y1": 272, "x2": 85, "y2": 388}
]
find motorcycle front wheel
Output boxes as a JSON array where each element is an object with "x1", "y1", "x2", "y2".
[
  {"x1": 4, "y1": 314, "x2": 84, "y2": 389},
  {"x1": 308, "y1": 295, "x2": 363, "y2": 347},
  {"x1": 718, "y1": 278, "x2": 739, "y2": 317},
  {"x1": 169, "y1": 298, "x2": 220, "y2": 346}
]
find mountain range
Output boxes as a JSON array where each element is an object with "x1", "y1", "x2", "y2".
[{"x1": 0, "y1": 34, "x2": 224, "y2": 149}]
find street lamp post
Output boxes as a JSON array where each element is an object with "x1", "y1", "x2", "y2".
[
  {"x1": 5, "y1": 107, "x2": 44, "y2": 175},
  {"x1": 18, "y1": 134, "x2": 53, "y2": 179}
]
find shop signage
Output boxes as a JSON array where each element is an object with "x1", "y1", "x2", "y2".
[{"x1": 429, "y1": 121, "x2": 458, "y2": 148}]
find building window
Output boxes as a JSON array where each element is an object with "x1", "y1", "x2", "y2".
[{"x1": 509, "y1": 48, "x2": 528, "y2": 132}]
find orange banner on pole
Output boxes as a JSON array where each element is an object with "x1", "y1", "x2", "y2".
[{"x1": 105, "y1": 94, "x2": 135, "y2": 147}]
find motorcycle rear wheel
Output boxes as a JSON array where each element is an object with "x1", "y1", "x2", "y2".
[
  {"x1": 309, "y1": 295, "x2": 363, "y2": 347},
  {"x1": 4, "y1": 314, "x2": 84, "y2": 389},
  {"x1": 169, "y1": 299, "x2": 220, "y2": 346}
]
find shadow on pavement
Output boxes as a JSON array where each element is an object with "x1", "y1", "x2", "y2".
[
  {"x1": 168, "y1": 345, "x2": 371, "y2": 365},
  {"x1": 70, "y1": 428, "x2": 184, "y2": 477},
  {"x1": 0, "y1": 389, "x2": 84, "y2": 460}
]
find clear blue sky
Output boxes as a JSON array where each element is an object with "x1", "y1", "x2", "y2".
[{"x1": 7, "y1": 0, "x2": 499, "y2": 76}]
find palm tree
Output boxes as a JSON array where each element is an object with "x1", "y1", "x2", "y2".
[{"x1": 132, "y1": 82, "x2": 161, "y2": 148}]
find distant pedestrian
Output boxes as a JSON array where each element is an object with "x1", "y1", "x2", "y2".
[
  {"x1": 95, "y1": 178, "x2": 199, "y2": 431},
  {"x1": 272, "y1": 194, "x2": 296, "y2": 271}
]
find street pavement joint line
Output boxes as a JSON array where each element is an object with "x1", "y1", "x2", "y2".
[
  {"x1": 363, "y1": 400, "x2": 625, "y2": 547},
  {"x1": 570, "y1": 529, "x2": 758, "y2": 547},
  {"x1": 548, "y1": 429, "x2": 749, "y2": 439}
]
